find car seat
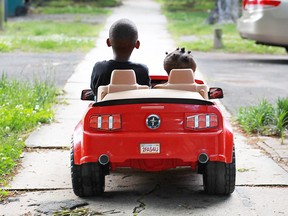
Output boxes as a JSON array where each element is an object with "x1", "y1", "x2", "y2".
[
  {"x1": 97, "y1": 69, "x2": 149, "y2": 102},
  {"x1": 153, "y1": 69, "x2": 208, "y2": 99}
]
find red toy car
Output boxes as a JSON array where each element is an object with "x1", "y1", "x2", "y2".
[{"x1": 71, "y1": 69, "x2": 235, "y2": 197}]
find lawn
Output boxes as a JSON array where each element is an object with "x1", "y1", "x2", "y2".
[
  {"x1": 0, "y1": 76, "x2": 58, "y2": 199},
  {"x1": 158, "y1": 0, "x2": 286, "y2": 55},
  {"x1": 0, "y1": 0, "x2": 121, "y2": 52}
]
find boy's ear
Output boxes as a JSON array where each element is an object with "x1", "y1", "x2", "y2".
[
  {"x1": 135, "y1": 40, "x2": 140, "y2": 49},
  {"x1": 106, "y1": 38, "x2": 112, "y2": 47}
]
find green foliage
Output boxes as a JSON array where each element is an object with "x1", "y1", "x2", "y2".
[
  {"x1": 5, "y1": 21, "x2": 101, "y2": 37},
  {"x1": 275, "y1": 98, "x2": 288, "y2": 142},
  {"x1": 237, "y1": 98, "x2": 288, "y2": 143},
  {"x1": 0, "y1": 21, "x2": 102, "y2": 52},
  {"x1": 34, "y1": 0, "x2": 121, "y2": 14},
  {"x1": 38, "y1": 5, "x2": 110, "y2": 14},
  {"x1": 157, "y1": 0, "x2": 214, "y2": 12},
  {"x1": 0, "y1": 189, "x2": 9, "y2": 202},
  {"x1": 0, "y1": 76, "x2": 58, "y2": 186}
]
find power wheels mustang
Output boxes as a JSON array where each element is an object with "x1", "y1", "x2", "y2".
[{"x1": 71, "y1": 69, "x2": 236, "y2": 196}]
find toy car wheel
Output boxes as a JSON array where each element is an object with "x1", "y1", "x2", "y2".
[
  {"x1": 71, "y1": 139, "x2": 105, "y2": 197},
  {"x1": 203, "y1": 146, "x2": 236, "y2": 195}
]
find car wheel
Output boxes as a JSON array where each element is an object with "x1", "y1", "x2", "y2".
[
  {"x1": 71, "y1": 138, "x2": 105, "y2": 197},
  {"x1": 203, "y1": 146, "x2": 236, "y2": 195},
  {"x1": 285, "y1": 47, "x2": 288, "y2": 54}
]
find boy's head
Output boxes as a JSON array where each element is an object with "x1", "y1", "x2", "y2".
[
  {"x1": 107, "y1": 19, "x2": 140, "y2": 61},
  {"x1": 163, "y1": 48, "x2": 197, "y2": 74}
]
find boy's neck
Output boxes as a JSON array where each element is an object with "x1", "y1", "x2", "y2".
[
  {"x1": 112, "y1": 48, "x2": 133, "y2": 62},
  {"x1": 113, "y1": 55, "x2": 131, "y2": 62}
]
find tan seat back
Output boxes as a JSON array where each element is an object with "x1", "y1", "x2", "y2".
[
  {"x1": 168, "y1": 68, "x2": 195, "y2": 84},
  {"x1": 154, "y1": 68, "x2": 208, "y2": 99},
  {"x1": 97, "y1": 69, "x2": 149, "y2": 102},
  {"x1": 108, "y1": 69, "x2": 139, "y2": 93}
]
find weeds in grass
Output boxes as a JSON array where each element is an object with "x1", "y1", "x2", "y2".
[
  {"x1": 0, "y1": 189, "x2": 9, "y2": 202},
  {"x1": 0, "y1": 75, "x2": 58, "y2": 190},
  {"x1": 237, "y1": 98, "x2": 288, "y2": 143},
  {"x1": 34, "y1": 0, "x2": 121, "y2": 13},
  {"x1": 275, "y1": 98, "x2": 288, "y2": 143},
  {"x1": 0, "y1": 21, "x2": 102, "y2": 52}
]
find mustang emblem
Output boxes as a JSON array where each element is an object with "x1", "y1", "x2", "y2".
[{"x1": 146, "y1": 114, "x2": 161, "y2": 129}]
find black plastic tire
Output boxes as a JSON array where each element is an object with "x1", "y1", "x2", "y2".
[
  {"x1": 70, "y1": 138, "x2": 105, "y2": 197},
  {"x1": 203, "y1": 147, "x2": 236, "y2": 195}
]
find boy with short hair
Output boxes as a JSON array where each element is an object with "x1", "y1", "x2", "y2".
[{"x1": 90, "y1": 19, "x2": 151, "y2": 95}]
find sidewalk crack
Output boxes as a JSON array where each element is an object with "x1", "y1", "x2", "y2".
[{"x1": 132, "y1": 183, "x2": 160, "y2": 215}]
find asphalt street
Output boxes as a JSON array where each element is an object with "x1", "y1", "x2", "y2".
[
  {"x1": 195, "y1": 52, "x2": 288, "y2": 115},
  {"x1": 0, "y1": 51, "x2": 85, "y2": 88}
]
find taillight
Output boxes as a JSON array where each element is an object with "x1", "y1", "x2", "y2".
[
  {"x1": 90, "y1": 114, "x2": 121, "y2": 130},
  {"x1": 186, "y1": 114, "x2": 218, "y2": 130},
  {"x1": 243, "y1": 0, "x2": 281, "y2": 10}
]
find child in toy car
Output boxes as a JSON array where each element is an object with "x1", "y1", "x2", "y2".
[{"x1": 72, "y1": 66, "x2": 235, "y2": 197}]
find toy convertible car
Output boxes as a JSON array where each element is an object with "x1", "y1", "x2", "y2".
[{"x1": 71, "y1": 69, "x2": 235, "y2": 197}]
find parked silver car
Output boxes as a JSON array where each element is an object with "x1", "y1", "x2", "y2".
[{"x1": 237, "y1": 0, "x2": 288, "y2": 52}]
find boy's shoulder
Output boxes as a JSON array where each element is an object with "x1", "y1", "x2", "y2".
[{"x1": 94, "y1": 60, "x2": 110, "y2": 66}]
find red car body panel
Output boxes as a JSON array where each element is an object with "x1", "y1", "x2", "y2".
[{"x1": 73, "y1": 95, "x2": 233, "y2": 172}]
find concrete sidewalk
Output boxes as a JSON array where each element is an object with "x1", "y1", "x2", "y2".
[{"x1": 1, "y1": 0, "x2": 288, "y2": 215}]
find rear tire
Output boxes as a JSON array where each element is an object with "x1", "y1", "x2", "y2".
[
  {"x1": 71, "y1": 138, "x2": 105, "y2": 197},
  {"x1": 203, "y1": 147, "x2": 236, "y2": 195}
]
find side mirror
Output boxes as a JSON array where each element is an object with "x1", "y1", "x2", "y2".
[
  {"x1": 81, "y1": 89, "x2": 96, "y2": 101},
  {"x1": 208, "y1": 87, "x2": 224, "y2": 99}
]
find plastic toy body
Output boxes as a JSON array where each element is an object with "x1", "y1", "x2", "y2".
[{"x1": 71, "y1": 70, "x2": 235, "y2": 197}]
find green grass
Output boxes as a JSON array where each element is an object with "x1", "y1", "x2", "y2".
[
  {"x1": 158, "y1": 1, "x2": 286, "y2": 54},
  {"x1": 0, "y1": 75, "x2": 58, "y2": 199},
  {"x1": 0, "y1": 0, "x2": 115, "y2": 52},
  {"x1": 5, "y1": 21, "x2": 101, "y2": 37},
  {"x1": 32, "y1": 0, "x2": 122, "y2": 11},
  {"x1": 37, "y1": 6, "x2": 110, "y2": 15},
  {"x1": 33, "y1": 0, "x2": 121, "y2": 14},
  {"x1": 0, "y1": 21, "x2": 102, "y2": 52},
  {"x1": 237, "y1": 98, "x2": 288, "y2": 143}
]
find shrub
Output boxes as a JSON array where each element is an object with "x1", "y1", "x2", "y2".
[{"x1": 237, "y1": 98, "x2": 288, "y2": 143}]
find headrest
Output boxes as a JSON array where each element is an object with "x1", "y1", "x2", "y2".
[
  {"x1": 110, "y1": 69, "x2": 137, "y2": 85},
  {"x1": 168, "y1": 69, "x2": 195, "y2": 84}
]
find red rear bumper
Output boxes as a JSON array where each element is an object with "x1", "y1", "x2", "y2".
[{"x1": 74, "y1": 129, "x2": 233, "y2": 171}]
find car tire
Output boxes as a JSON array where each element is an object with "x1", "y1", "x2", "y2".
[
  {"x1": 71, "y1": 138, "x2": 105, "y2": 197},
  {"x1": 203, "y1": 147, "x2": 236, "y2": 195}
]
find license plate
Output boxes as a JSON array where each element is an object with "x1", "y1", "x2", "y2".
[{"x1": 140, "y1": 143, "x2": 160, "y2": 154}]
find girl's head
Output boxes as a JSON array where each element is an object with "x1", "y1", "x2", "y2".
[{"x1": 164, "y1": 48, "x2": 196, "y2": 74}]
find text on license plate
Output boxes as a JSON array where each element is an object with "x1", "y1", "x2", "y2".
[{"x1": 140, "y1": 143, "x2": 160, "y2": 154}]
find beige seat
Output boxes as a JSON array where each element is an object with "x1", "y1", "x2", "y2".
[
  {"x1": 97, "y1": 69, "x2": 149, "y2": 102},
  {"x1": 154, "y1": 69, "x2": 208, "y2": 99}
]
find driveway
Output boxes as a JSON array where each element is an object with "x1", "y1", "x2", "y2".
[{"x1": 0, "y1": 52, "x2": 84, "y2": 88}]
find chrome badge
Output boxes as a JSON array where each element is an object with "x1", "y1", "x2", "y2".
[{"x1": 146, "y1": 114, "x2": 161, "y2": 129}]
